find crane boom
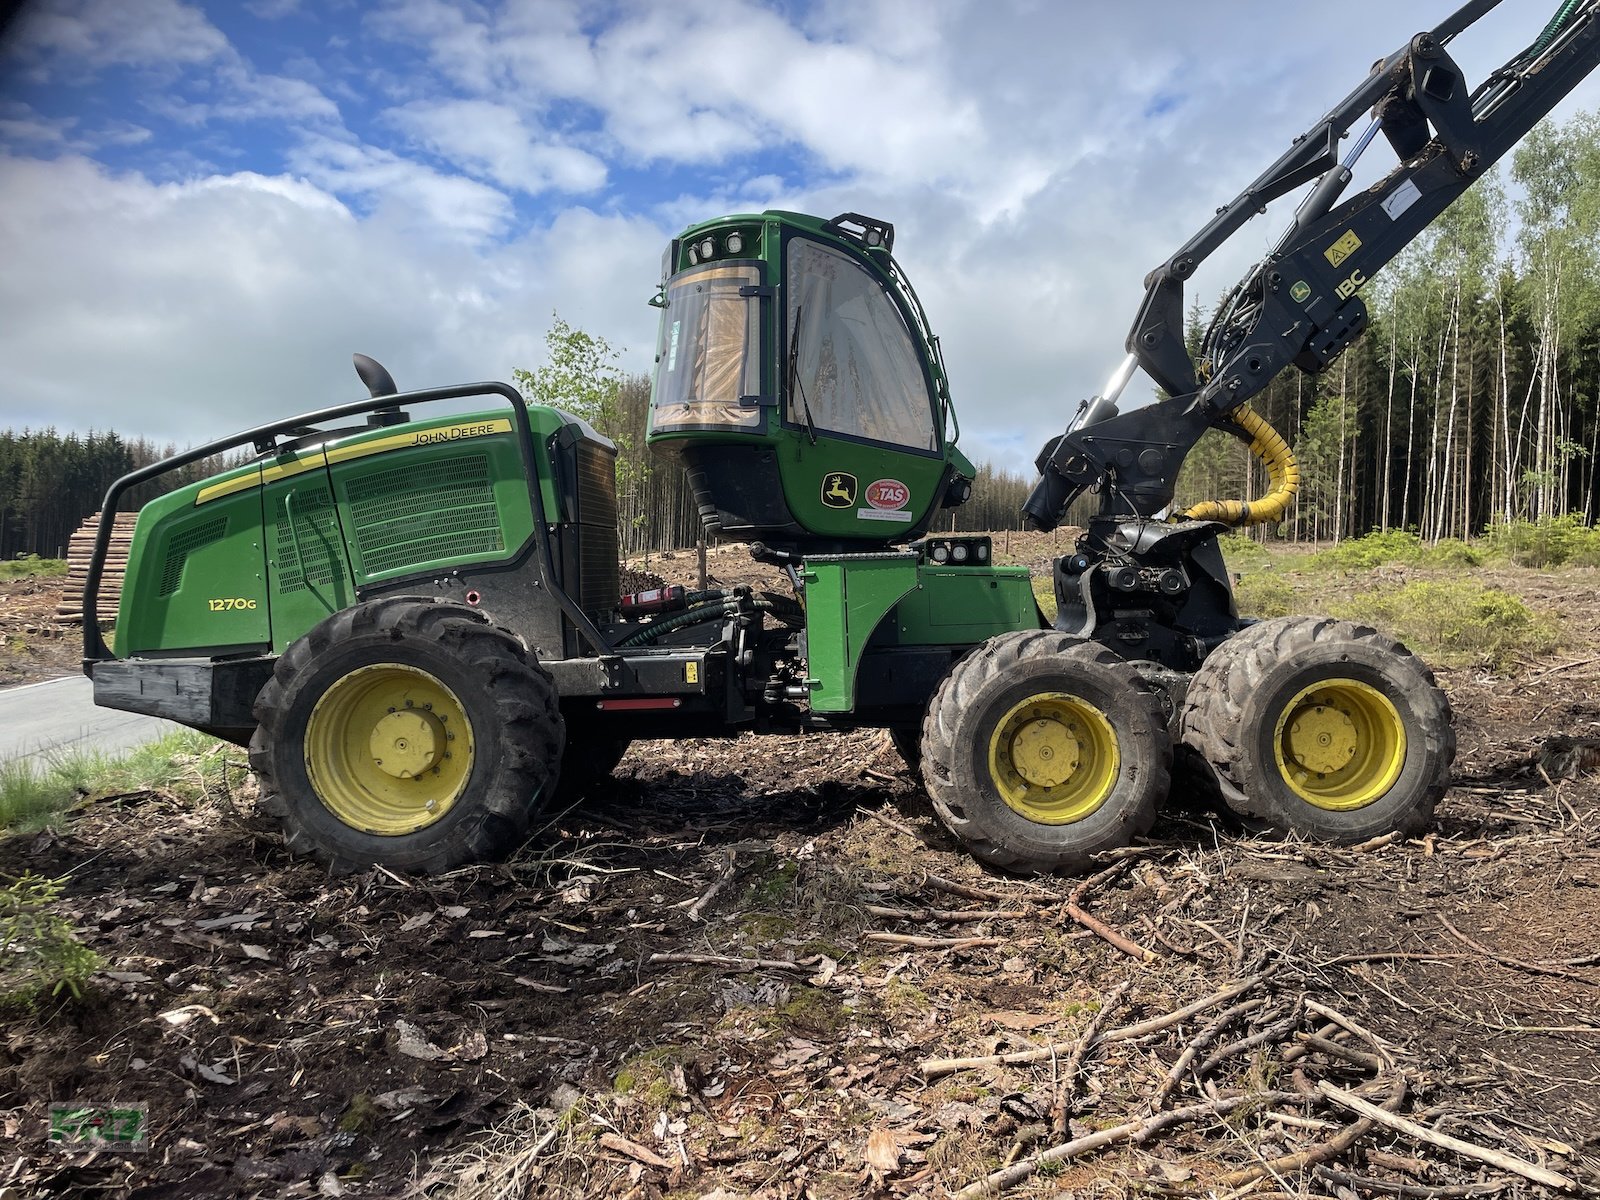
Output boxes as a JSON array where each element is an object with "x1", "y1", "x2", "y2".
[{"x1": 1025, "y1": 0, "x2": 1600, "y2": 530}]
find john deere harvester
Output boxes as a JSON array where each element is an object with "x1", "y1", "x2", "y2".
[{"x1": 86, "y1": 1, "x2": 1598, "y2": 874}]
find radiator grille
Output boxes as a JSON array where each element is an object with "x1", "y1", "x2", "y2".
[
  {"x1": 346, "y1": 453, "x2": 503, "y2": 577},
  {"x1": 574, "y1": 439, "x2": 620, "y2": 615},
  {"x1": 158, "y1": 517, "x2": 228, "y2": 597},
  {"x1": 272, "y1": 490, "x2": 342, "y2": 593}
]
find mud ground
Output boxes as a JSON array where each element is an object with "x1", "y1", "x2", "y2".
[{"x1": 1, "y1": 540, "x2": 1597, "y2": 1198}]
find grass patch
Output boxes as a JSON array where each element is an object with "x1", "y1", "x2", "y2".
[
  {"x1": 1217, "y1": 535, "x2": 1274, "y2": 573},
  {"x1": 1232, "y1": 572, "x2": 1298, "y2": 619},
  {"x1": 1480, "y1": 514, "x2": 1600, "y2": 568},
  {"x1": 0, "y1": 729, "x2": 224, "y2": 833},
  {"x1": 1301, "y1": 530, "x2": 1484, "y2": 572},
  {"x1": 1030, "y1": 574, "x2": 1056, "y2": 622},
  {"x1": 0, "y1": 555, "x2": 67, "y2": 581},
  {"x1": 1333, "y1": 579, "x2": 1559, "y2": 669}
]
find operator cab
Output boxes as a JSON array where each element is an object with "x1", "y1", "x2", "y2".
[{"x1": 647, "y1": 211, "x2": 973, "y2": 558}]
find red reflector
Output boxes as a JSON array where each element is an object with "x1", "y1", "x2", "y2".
[{"x1": 595, "y1": 697, "x2": 683, "y2": 711}]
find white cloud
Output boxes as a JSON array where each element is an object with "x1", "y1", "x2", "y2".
[
  {"x1": 387, "y1": 98, "x2": 607, "y2": 195},
  {"x1": 7, "y1": 0, "x2": 229, "y2": 70},
  {"x1": 286, "y1": 133, "x2": 514, "y2": 241},
  {"x1": 0, "y1": 153, "x2": 664, "y2": 443},
  {"x1": 3, "y1": 0, "x2": 1600, "y2": 478}
]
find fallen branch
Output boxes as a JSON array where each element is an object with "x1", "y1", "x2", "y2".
[
  {"x1": 863, "y1": 904, "x2": 1029, "y2": 923},
  {"x1": 646, "y1": 952, "x2": 812, "y2": 973},
  {"x1": 861, "y1": 932, "x2": 1003, "y2": 950},
  {"x1": 682, "y1": 849, "x2": 738, "y2": 922},
  {"x1": 599, "y1": 1130, "x2": 673, "y2": 1169},
  {"x1": 1152, "y1": 996, "x2": 1267, "y2": 1108},
  {"x1": 1101, "y1": 974, "x2": 1268, "y2": 1044},
  {"x1": 1050, "y1": 979, "x2": 1132, "y2": 1136},
  {"x1": 923, "y1": 872, "x2": 1043, "y2": 904},
  {"x1": 921, "y1": 975, "x2": 1266, "y2": 1077},
  {"x1": 1294, "y1": 1031, "x2": 1387, "y2": 1073},
  {"x1": 1438, "y1": 915, "x2": 1599, "y2": 987},
  {"x1": 1302, "y1": 998, "x2": 1398, "y2": 1068},
  {"x1": 857, "y1": 804, "x2": 921, "y2": 840},
  {"x1": 1061, "y1": 863, "x2": 1157, "y2": 961},
  {"x1": 953, "y1": 1090, "x2": 1297, "y2": 1199},
  {"x1": 1316, "y1": 1081, "x2": 1578, "y2": 1192},
  {"x1": 1196, "y1": 1003, "x2": 1303, "y2": 1077},
  {"x1": 1208, "y1": 1073, "x2": 1406, "y2": 1188},
  {"x1": 1314, "y1": 1164, "x2": 1514, "y2": 1197}
]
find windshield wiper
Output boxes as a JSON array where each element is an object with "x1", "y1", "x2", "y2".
[{"x1": 787, "y1": 305, "x2": 818, "y2": 446}]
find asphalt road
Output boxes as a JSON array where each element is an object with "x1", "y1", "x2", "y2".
[{"x1": 0, "y1": 675, "x2": 184, "y2": 767}]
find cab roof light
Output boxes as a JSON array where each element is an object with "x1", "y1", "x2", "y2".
[{"x1": 825, "y1": 211, "x2": 895, "y2": 254}]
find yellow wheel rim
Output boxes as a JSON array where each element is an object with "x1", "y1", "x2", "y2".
[
  {"x1": 1272, "y1": 678, "x2": 1405, "y2": 811},
  {"x1": 305, "y1": 664, "x2": 475, "y2": 835},
  {"x1": 988, "y1": 692, "x2": 1120, "y2": 825}
]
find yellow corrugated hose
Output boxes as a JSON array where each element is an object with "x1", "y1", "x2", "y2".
[{"x1": 1181, "y1": 406, "x2": 1300, "y2": 528}]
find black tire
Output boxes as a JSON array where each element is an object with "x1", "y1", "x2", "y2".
[
  {"x1": 1178, "y1": 616, "x2": 1454, "y2": 842},
  {"x1": 250, "y1": 596, "x2": 564, "y2": 873},
  {"x1": 922, "y1": 631, "x2": 1170, "y2": 875},
  {"x1": 551, "y1": 725, "x2": 631, "y2": 805},
  {"x1": 888, "y1": 726, "x2": 921, "y2": 773}
]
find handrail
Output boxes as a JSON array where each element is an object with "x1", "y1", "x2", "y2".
[{"x1": 82, "y1": 382, "x2": 613, "y2": 668}]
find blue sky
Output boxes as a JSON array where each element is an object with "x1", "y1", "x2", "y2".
[{"x1": 2, "y1": 0, "x2": 1598, "y2": 471}]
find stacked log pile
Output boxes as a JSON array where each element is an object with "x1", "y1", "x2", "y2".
[{"x1": 56, "y1": 511, "x2": 137, "y2": 624}]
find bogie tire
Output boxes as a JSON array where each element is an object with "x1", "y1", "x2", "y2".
[
  {"x1": 922, "y1": 632, "x2": 1170, "y2": 875},
  {"x1": 888, "y1": 726, "x2": 921, "y2": 773},
  {"x1": 1178, "y1": 616, "x2": 1453, "y2": 842},
  {"x1": 552, "y1": 726, "x2": 631, "y2": 805},
  {"x1": 250, "y1": 596, "x2": 564, "y2": 873}
]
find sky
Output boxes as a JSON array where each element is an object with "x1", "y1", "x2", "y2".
[{"x1": 1, "y1": 0, "x2": 1598, "y2": 473}]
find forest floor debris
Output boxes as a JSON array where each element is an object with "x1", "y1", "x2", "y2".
[{"x1": 1, "y1": 541, "x2": 1598, "y2": 1197}]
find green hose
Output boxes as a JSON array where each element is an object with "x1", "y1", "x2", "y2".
[{"x1": 1533, "y1": 0, "x2": 1585, "y2": 57}]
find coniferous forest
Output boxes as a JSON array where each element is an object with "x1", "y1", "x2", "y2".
[{"x1": 5, "y1": 111, "x2": 1599, "y2": 559}]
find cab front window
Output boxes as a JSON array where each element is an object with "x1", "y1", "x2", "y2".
[{"x1": 651, "y1": 263, "x2": 762, "y2": 432}]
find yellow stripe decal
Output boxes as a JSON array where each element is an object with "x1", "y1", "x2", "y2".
[{"x1": 194, "y1": 418, "x2": 515, "y2": 505}]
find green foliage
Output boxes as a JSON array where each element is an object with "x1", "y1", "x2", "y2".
[
  {"x1": 513, "y1": 314, "x2": 629, "y2": 448},
  {"x1": 0, "y1": 872, "x2": 102, "y2": 1007},
  {"x1": 1480, "y1": 514, "x2": 1600, "y2": 567},
  {"x1": 0, "y1": 428, "x2": 248, "y2": 563},
  {"x1": 0, "y1": 554, "x2": 67, "y2": 580},
  {"x1": 1302, "y1": 530, "x2": 1482, "y2": 572},
  {"x1": 1233, "y1": 572, "x2": 1297, "y2": 619},
  {"x1": 1216, "y1": 535, "x2": 1272, "y2": 573},
  {"x1": 0, "y1": 729, "x2": 222, "y2": 833},
  {"x1": 1334, "y1": 580, "x2": 1558, "y2": 669}
]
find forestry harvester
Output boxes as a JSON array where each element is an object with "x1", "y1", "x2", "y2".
[{"x1": 85, "y1": 1, "x2": 1599, "y2": 874}]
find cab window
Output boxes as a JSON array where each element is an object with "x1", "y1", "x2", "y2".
[
  {"x1": 651, "y1": 264, "x2": 762, "y2": 431},
  {"x1": 785, "y1": 239, "x2": 936, "y2": 451}
]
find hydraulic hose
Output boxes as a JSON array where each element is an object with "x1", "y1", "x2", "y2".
[
  {"x1": 614, "y1": 598, "x2": 791, "y2": 648},
  {"x1": 1180, "y1": 406, "x2": 1300, "y2": 528},
  {"x1": 1533, "y1": 1, "x2": 1585, "y2": 57}
]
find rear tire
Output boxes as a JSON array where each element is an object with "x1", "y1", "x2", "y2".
[
  {"x1": 922, "y1": 631, "x2": 1169, "y2": 875},
  {"x1": 251, "y1": 596, "x2": 563, "y2": 873},
  {"x1": 1178, "y1": 616, "x2": 1453, "y2": 842}
]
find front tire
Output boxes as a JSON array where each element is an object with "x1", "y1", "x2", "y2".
[
  {"x1": 1178, "y1": 616, "x2": 1453, "y2": 842},
  {"x1": 251, "y1": 596, "x2": 564, "y2": 873},
  {"x1": 922, "y1": 632, "x2": 1170, "y2": 875}
]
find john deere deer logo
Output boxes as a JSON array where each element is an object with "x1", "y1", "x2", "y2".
[{"x1": 821, "y1": 472, "x2": 857, "y2": 509}]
